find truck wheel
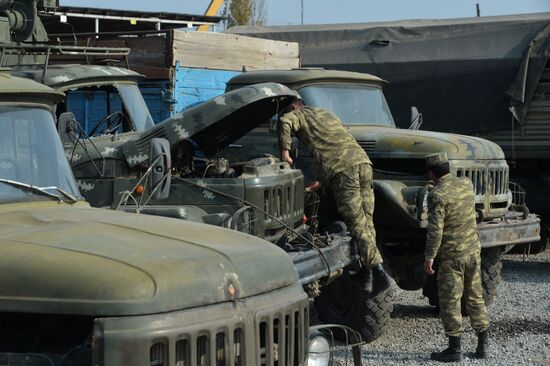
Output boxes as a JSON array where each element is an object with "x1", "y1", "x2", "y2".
[
  {"x1": 480, "y1": 247, "x2": 503, "y2": 306},
  {"x1": 422, "y1": 248, "x2": 503, "y2": 307},
  {"x1": 313, "y1": 269, "x2": 395, "y2": 343}
]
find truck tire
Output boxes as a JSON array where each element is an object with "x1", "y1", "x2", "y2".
[
  {"x1": 422, "y1": 248, "x2": 503, "y2": 308},
  {"x1": 480, "y1": 247, "x2": 503, "y2": 306},
  {"x1": 314, "y1": 269, "x2": 395, "y2": 343}
]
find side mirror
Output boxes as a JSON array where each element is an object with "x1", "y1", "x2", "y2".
[
  {"x1": 149, "y1": 138, "x2": 171, "y2": 200},
  {"x1": 58, "y1": 112, "x2": 79, "y2": 144},
  {"x1": 409, "y1": 106, "x2": 423, "y2": 130}
]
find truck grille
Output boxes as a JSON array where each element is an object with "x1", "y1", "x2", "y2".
[
  {"x1": 456, "y1": 167, "x2": 508, "y2": 197},
  {"x1": 489, "y1": 168, "x2": 508, "y2": 195},
  {"x1": 146, "y1": 298, "x2": 308, "y2": 366},
  {"x1": 456, "y1": 167, "x2": 487, "y2": 196},
  {"x1": 263, "y1": 181, "x2": 304, "y2": 227},
  {"x1": 357, "y1": 140, "x2": 377, "y2": 153},
  {"x1": 454, "y1": 163, "x2": 509, "y2": 219}
]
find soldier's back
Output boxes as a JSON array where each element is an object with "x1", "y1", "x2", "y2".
[
  {"x1": 431, "y1": 174, "x2": 480, "y2": 259},
  {"x1": 292, "y1": 107, "x2": 370, "y2": 179}
]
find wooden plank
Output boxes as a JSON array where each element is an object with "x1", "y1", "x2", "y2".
[{"x1": 171, "y1": 31, "x2": 300, "y2": 71}]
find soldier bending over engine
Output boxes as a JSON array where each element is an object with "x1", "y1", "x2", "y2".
[{"x1": 278, "y1": 99, "x2": 393, "y2": 292}]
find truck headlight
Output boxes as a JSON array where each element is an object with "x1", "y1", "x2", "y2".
[
  {"x1": 507, "y1": 190, "x2": 513, "y2": 206},
  {"x1": 307, "y1": 335, "x2": 331, "y2": 366}
]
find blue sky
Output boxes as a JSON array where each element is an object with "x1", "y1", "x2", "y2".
[{"x1": 61, "y1": 0, "x2": 550, "y2": 25}]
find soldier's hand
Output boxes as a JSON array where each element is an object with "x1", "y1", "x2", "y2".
[
  {"x1": 281, "y1": 149, "x2": 294, "y2": 165},
  {"x1": 424, "y1": 259, "x2": 435, "y2": 275}
]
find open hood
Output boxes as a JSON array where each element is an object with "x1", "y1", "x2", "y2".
[{"x1": 122, "y1": 82, "x2": 298, "y2": 167}]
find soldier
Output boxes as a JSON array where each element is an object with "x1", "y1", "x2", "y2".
[
  {"x1": 278, "y1": 99, "x2": 393, "y2": 292},
  {"x1": 424, "y1": 152, "x2": 490, "y2": 362}
]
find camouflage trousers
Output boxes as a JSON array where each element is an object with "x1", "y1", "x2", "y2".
[
  {"x1": 330, "y1": 163, "x2": 383, "y2": 268},
  {"x1": 438, "y1": 253, "x2": 490, "y2": 337}
]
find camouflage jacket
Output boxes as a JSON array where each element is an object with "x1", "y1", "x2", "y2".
[
  {"x1": 279, "y1": 107, "x2": 371, "y2": 180},
  {"x1": 425, "y1": 174, "x2": 481, "y2": 260}
]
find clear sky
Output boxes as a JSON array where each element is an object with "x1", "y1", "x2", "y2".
[{"x1": 61, "y1": 0, "x2": 550, "y2": 25}]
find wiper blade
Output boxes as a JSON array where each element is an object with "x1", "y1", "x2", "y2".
[
  {"x1": 49, "y1": 186, "x2": 79, "y2": 204},
  {"x1": 0, "y1": 179, "x2": 78, "y2": 203}
]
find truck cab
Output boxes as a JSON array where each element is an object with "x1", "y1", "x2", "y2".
[{"x1": 225, "y1": 68, "x2": 541, "y2": 304}]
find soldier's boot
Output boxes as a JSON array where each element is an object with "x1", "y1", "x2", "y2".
[
  {"x1": 475, "y1": 330, "x2": 489, "y2": 359},
  {"x1": 430, "y1": 336, "x2": 464, "y2": 362},
  {"x1": 371, "y1": 264, "x2": 397, "y2": 294}
]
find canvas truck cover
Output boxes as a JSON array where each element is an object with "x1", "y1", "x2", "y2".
[{"x1": 228, "y1": 13, "x2": 550, "y2": 133}]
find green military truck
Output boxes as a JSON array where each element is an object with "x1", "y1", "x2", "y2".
[
  {"x1": 3, "y1": 6, "x2": 384, "y2": 341},
  {"x1": 0, "y1": 70, "x2": 315, "y2": 365},
  {"x1": 223, "y1": 69, "x2": 541, "y2": 313},
  {"x1": 0, "y1": 2, "x2": 354, "y2": 364}
]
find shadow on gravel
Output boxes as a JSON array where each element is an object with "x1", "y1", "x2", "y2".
[
  {"x1": 362, "y1": 350, "x2": 428, "y2": 362},
  {"x1": 490, "y1": 318, "x2": 550, "y2": 339},
  {"x1": 391, "y1": 304, "x2": 439, "y2": 319},
  {"x1": 501, "y1": 260, "x2": 550, "y2": 283}
]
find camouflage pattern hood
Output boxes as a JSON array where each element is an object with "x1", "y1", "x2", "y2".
[{"x1": 122, "y1": 82, "x2": 299, "y2": 167}]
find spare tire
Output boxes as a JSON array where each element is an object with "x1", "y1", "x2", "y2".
[{"x1": 314, "y1": 269, "x2": 395, "y2": 343}]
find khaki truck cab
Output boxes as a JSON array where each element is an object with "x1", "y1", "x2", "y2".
[
  {"x1": 0, "y1": 70, "x2": 316, "y2": 365},
  {"x1": 225, "y1": 69, "x2": 541, "y2": 310}
]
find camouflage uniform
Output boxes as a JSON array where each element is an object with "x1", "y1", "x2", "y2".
[
  {"x1": 279, "y1": 107, "x2": 383, "y2": 268},
  {"x1": 425, "y1": 155, "x2": 489, "y2": 337}
]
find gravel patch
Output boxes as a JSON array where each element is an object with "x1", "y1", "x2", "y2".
[{"x1": 337, "y1": 249, "x2": 550, "y2": 366}]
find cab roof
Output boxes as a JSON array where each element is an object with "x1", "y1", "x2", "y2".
[
  {"x1": 0, "y1": 69, "x2": 64, "y2": 104},
  {"x1": 227, "y1": 68, "x2": 386, "y2": 88},
  {"x1": 10, "y1": 64, "x2": 143, "y2": 90}
]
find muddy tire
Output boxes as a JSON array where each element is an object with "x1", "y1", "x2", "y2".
[
  {"x1": 422, "y1": 248, "x2": 503, "y2": 308},
  {"x1": 314, "y1": 269, "x2": 395, "y2": 343},
  {"x1": 480, "y1": 247, "x2": 503, "y2": 305}
]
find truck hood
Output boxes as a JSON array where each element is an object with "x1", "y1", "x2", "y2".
[
  {"x1": 122, "y1": 82, "x2": 298, "y2": 167},
  {"x1": 349, "y1": 126, "x2": 505, "y2": 160},
  {"x1": 0, "y1": 202, "x2": 298, "y2": 316}
]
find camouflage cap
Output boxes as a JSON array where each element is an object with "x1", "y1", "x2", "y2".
[{"x1": 425, "y1": 152, "x2": 448, "y2": 167}]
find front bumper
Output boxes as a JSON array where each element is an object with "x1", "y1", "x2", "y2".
[
  {"x1": 478, "y1": 212, "x2": 541, "y2": 249},
  {"x1": 288, "y1": 236, "x2": 353, "y2": 286},
  {"x1": 93, "y1": 284, "x2": 309, "y2": 366}
]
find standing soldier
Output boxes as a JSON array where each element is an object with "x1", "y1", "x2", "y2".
[
  {"x1": 424, "y1": 153, "x2": 490, "y2": 362},
  {"x1": 278, "y1": 99, "x2": 393, "y2": 292}
]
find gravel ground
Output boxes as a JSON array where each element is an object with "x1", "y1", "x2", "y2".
[{"x1": 337, "y1": 249, "x2": 550, "y2": 366}]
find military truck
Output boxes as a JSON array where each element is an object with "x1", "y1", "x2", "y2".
[
  {"x1": 0, "y1": 3, "x2": 356, "y2": 364},
  {"x1": 223, "y1": 69, "x2": 541, "y2": 315},
  {"x1": 2, "y1": 2, "x2": 392, "y2": 342},
  {"x1": 0, "y1": 69, "x2": 317, "y2": 365}
]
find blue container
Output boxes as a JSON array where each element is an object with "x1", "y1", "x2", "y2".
[{"x1": 140, "y1": 64, "x2": 240, "y2": 124}]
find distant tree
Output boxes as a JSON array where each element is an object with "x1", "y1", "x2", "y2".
[
  {"x1": 228, "y1": 0, "x2": 252, "y2": 26},
  {"x1": 251, "y1": 0, "x2": 267, "y2": 26},
  {"x1": 226, "y1": 0, "x2": 267, "y2": 27}
]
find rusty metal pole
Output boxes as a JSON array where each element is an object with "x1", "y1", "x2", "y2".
[{"x1": 301, "y1": 0, "x2": 304, "y2": 24}]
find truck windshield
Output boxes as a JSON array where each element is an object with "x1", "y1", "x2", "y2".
[
  {"x1": 298, "y1": 84, "x2": 395, "y2": 127},
  {"x1": 66, "y1": 83, "x2": 154, "y2": 135},
  {"x1": 0, "y1": 107, "x2": 81, "y2": 202},
  {"x1": 116, "y1": 83, "x2": 155, "y2": 131}
]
